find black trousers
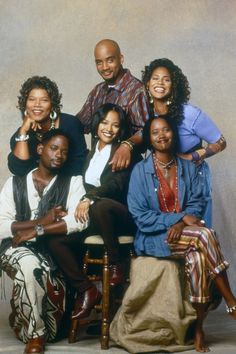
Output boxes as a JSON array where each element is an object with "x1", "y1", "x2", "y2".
[
  {"x1": 46, "y1": 198, "x2": 135, "y2": 292},
  {"x1": 88, "y1": 198, "x2": 136, "y2": 263},
  {"x1": 46, "y1": 233, "x2": 93, "y2": 294}
]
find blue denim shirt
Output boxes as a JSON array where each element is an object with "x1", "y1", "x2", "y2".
[{"x1": 128, "y1": 154, "x2": 206, "y2": 257}]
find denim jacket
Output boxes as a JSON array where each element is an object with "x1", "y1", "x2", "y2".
[{"x1": 127, "y1": 154, "x2": 206, "y2": 257}]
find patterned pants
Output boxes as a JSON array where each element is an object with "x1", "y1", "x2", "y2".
[
  {"x1": 0, "y1": 245, "x2": 65, "y2": 343},
  {"x1": 168, "y1": 226, "x2": 229, "y2": 303}
]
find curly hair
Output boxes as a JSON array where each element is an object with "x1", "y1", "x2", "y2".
[
  {"x1": 91, "y1": 103, "x2": 131, "y2": 143},
  {"x1": 142, "y1": 58, "x2": 190, "y2": 122},
  {"x1": 142, "y1": 115, "x2": 180, "y2": 152},
  {"x1": 17, "y1": 76, "x2": 62, "y2": 116}
]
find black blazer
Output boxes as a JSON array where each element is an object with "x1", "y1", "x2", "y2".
[{"x1": 82, "y1": 142, "x2": 141, "y2": 205}]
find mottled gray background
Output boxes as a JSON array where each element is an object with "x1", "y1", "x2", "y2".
[{"x1": 0, "y1": 0, "x2": 235, "y2": 302}]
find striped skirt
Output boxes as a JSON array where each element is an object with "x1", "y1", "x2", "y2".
[{"x1": 168, "y1": 226, "x2": 229, "y2": 303}]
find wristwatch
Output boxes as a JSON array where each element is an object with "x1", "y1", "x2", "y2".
[
  {"x1": 35, "y1": 224, "x2": 45, "y2": 236},
  {"x1": 80, "y1": 196, "x2": 94, "y2": 205}
]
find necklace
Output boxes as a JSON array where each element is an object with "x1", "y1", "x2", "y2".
[
  {"x1": 153, "y1": 154, "x2": 175, "y2": 179},
  {"x1": 153, "y1": 153, "x2": 179, "y2": 213}
]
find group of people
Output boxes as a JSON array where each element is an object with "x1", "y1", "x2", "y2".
[{"x1": 0, "y1": 38, "x2": 235, "y2": 354}]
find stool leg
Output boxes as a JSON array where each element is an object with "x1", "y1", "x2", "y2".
[
  {"x1": 83, "y1": 249, "x2": 90, "y2": 274},
  {"x1": 101, "y1": 250, "x2": 109, "y2": 349},
  {"x1": 68, "y1": 318, "x2": 79, "y2": 343}
]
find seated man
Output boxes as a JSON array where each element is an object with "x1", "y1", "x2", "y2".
[{"x1": 0, "y1": 129, "x2": 95, "y2": 354}]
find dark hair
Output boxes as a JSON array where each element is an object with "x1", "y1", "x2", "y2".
[
  {"x1": 142, "y1": 115, "x2": 179, "y2": 152},
  {"x1": 40, "y1": 129, "x2": 70, "y2": 146},
  {"x1": 91, "y1": 103, "x2": 130, "y2": 143},
  {"x1": 18, "y1": 76, "x2": 62, "y2": 116},
  {"x1": 142, "y1": 58, "x2": 190, "y2": 122}
]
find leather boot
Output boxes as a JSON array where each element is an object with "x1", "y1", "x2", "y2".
[{"x1": 24, "y1": 336, "x2": 45, "y2": 354}]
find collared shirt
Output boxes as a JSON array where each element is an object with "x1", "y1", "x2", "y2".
[
  {"x1": 85, "y1": 142, "x2": 111, "y2": 187},
  {"x1": 77, "y1": 69, "x2": 149, "y2": 134},
  {"x1": 0, "y1": 170, "x2": 88, "y2": 242}
]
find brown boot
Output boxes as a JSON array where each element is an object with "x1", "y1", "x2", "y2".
[
  {"x1": 24, "y1": 336, "x2": 45, "y2": 354},
  {"x1": 71, "y1": 284, "x2": 101, "y2": 319}
]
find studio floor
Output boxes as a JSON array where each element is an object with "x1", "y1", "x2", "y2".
[{"x1": 0, "y1": 301, "x2": 236, "y2": 354}]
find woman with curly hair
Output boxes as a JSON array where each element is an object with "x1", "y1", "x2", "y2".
[
  {"x1": 142, "y1": 58, "x2": 226, "y2": 227},
  {"x1": 8, "y1": 76, "x2": 87, "y2": 176}
]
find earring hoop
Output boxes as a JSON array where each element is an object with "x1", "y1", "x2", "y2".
[
  {"x1": 24, "y1": 110, "x2": 28, "y2": 117},
  {"x1": 50, "y1": 111, "x2": 57, "y2": 129},
  {"x1": 166, "y1": 96, "x2": 173, "y2": 106},
  {"x1": 147, "y1": 90, "x2": 153, "y2": 104}
]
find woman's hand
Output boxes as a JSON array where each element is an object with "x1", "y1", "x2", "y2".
[
  {"x1": 74, "y1": 200, "x2": 90, "y2": 223},
  {"x1": 167, "y1": 221, "x2": 185, "y2": 244},
  {"x1": 109, "y1": 144, "x2": 131, "y2": 172},
  {"x1": 19, "y1": 114, "x2": 42, "y2": 134},
  {"x1": 182, "y1": 214, "x2": 204, "y2": 227}
]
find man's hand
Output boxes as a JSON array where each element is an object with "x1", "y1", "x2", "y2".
[
  {"x1": 12, "y1": 229, "x2": 36, "y2": 247},
  {"x1": 74, "y1": 200, "x2": 90, "y2": 223},
  {"x1": 39, "y1": 206, "x2": 67, "y2": 225},
  {"x1": 109, "y1": 144, "x2": 131, "y2": 172},
  {"x1": 167, "y1": 221, "x2": 185, "y2": 244}
]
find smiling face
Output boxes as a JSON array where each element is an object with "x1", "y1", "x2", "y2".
[
  {"x1": 25, "y1": 88, "x2": 52, "y2": 122},
  {"x1": 150, "y1": 118, "x2": 174, "y2": 153},
  {"x1": 94, "y1": 41, "x2": 124, "y2": 84},
  {"x1": 97, "y1": 110, "x2": 121, "y2": 149},
  {"x1": 147, "y1": 66, "x2": 172, "y2": 101},
  {"x1": 38, "y1": 135, "x2": 69, "y2": 171}
]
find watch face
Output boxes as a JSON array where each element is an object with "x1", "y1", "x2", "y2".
[{"x1": 35, "y1": 224, "x2": 44, "y2": 236}]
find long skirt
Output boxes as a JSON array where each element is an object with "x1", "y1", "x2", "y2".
[{"x1": 0, "y1": 244, "x2": 65, "y2": 343}]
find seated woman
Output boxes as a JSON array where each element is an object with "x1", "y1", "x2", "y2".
[
  {"x1": 8, "y1": 76, "x2": 87, "y2": 176},
  {"x1": 124, "y1": 116, "x2": 235, "y2": 352},
  {"x1": 46, "y1": 103, "x2": 137, "y2": 342},
  {"x1": 74, "y1": 102, "x2": 137, "y2": 285}
]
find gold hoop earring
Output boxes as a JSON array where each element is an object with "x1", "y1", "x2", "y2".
[{"x1": 147, "y1": 90, "x2": 153, "y2": 104}]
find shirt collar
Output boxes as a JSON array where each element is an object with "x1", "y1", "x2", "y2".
[{"x1": 104, "y1": 69, "x2": 132, "y2": 93}]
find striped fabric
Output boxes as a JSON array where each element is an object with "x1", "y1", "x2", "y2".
[
  {"x1": 168, "y1": 226, "x2": 229, "y2": 303},
  {"x1": 77, "y1": 69, "x2": 149, "y2": 134}
]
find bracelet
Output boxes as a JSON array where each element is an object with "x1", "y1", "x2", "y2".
[
  {"x1": 15, "y1": 134, "x2": 29, "y2": 142},
  {"x1": 80, "y1": 196, "x2": 94, "y2": 205},
  {"x1": 191, "y1": 151, "x2": 201, "y2": 162},
  {"x1": 121, "y1": 140, "x2": 134, "y2": 152}
]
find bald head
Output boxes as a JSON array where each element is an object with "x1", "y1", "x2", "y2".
[
  {"x1": 94, "y1": 39, "x2": 121, "y2": 56},
  {"x1": 94, "y1": 39, "x2": 124, "y2": 84}
]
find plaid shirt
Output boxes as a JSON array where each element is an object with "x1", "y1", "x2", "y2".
[{"x1": 76, "y1": 69, "x2": 149, "y2": 134}]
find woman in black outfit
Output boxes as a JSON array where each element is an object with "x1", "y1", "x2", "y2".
[
  {"x1": 75, "y1": 103, "x2": 138, "y2": 285},
  {"x1": 8, "y1": 76, "x2": 87, "y2": 176}
]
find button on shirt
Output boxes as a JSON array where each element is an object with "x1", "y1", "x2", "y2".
[{"x1": 85, "y1": 143, "x2": 111, "y2": 187}]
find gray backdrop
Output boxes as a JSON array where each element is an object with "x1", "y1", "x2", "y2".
[{"x1": 0, "y1": 0, "x2": 235, "y2": 299}]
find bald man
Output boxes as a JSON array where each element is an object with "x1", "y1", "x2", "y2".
[{"x1": 76, "y1": 39, "x2": 149, "y2": 171}]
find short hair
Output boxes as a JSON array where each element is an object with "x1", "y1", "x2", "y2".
[
  {"x1": 91, "y1": 103, "x2": 131, "y2": 143},
  {"x1": 142, "y1": 115, "x2": 180, "y2": 152},
  {"x1": 18, "y1": 76, "x2": 62, "y2": 116},
  {"x1": 40, "y1": 129, "x2": 70, "y2": 147},
  {"x1": 142, "y1": 58, "x2": 190, "y2": 122}
]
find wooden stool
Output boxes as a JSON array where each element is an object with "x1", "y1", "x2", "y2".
[{"x1": 69, "y1": 234, "x2": 134, "y2": 349}]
